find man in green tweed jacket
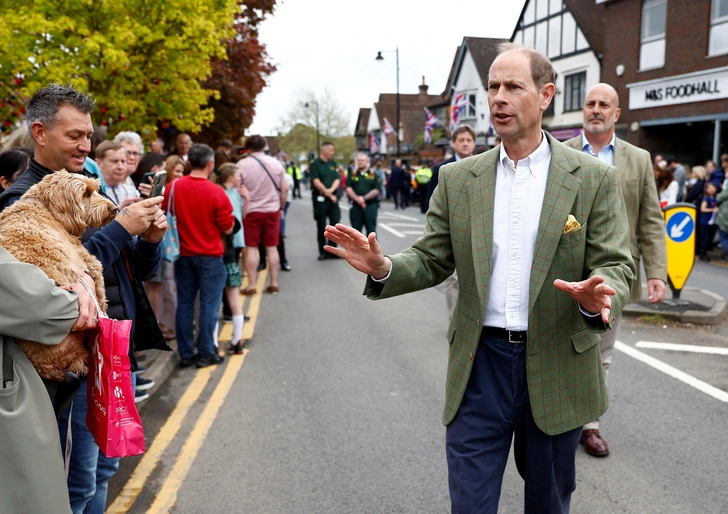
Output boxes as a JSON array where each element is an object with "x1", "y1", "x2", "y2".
[{"x1": 325, "y1": 44, "x2": 635, "y2": 514}]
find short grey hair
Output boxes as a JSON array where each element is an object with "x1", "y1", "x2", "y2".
[
  {"x1": 114, "y1": 131, "x2": 144, "y2": 154},
  {"x1": 356, "y1": 152, "x2": 370, "y2": 164},
  {"x1": 25, "y1": 83, "x2": 95, "y2": 131},
  {"x1": 187, "y1": 143, "x2": 215, "y2": 170}
]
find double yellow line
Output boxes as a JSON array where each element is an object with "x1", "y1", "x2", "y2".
[{"x1": 108, "y1": 270, "x2": 267, "y2": 514}]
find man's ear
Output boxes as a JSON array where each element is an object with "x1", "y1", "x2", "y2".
[
  {"x1": 31, "y1": 121, "x2": 47, "y2": 147},
  {"x1": 541, "y1": 83, "x2": 556, "y2": 112}
]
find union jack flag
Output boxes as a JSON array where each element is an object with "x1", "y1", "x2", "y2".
[
  {"x1": 450, "y1": 89, "x2": 468, "y2": 132},
  {"x1": 382, "y1": 117, "x2": 395, "y2": 136},
  {"x1": 424, "y1": 107, "x2": 438, "y2": 144},
  {"x1": 369, "y1": 133, "x2": 379, "y2": 154}
]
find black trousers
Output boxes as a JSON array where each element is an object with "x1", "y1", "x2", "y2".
[{"x1": 313, "y1": 198, "x2": 341, "y2": 255}]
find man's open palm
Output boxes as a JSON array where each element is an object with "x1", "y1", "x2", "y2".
[{"x1": 324, "y1": 224, "x2": 391, "y2": 279}]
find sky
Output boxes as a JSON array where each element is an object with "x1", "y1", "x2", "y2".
[{"x1": 247, "y1": 0, "x2": 527, "y2": 136}]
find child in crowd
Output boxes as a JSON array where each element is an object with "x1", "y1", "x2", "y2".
[
  {"x1": 216, "y1": 163, "x2": 248, "y2": 354},
  {"x1": 699, "y1": 182, "x2": 719, "y2": 261}
]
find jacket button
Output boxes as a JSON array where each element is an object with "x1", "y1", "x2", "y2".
[
  {"x1": 476, "y1": 319, "x2": 481, "y2": 325},
  {"x1": 469, "y1": 352, "x2": 474, "y2": 361}
]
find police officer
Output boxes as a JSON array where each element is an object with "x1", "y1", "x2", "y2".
[
  {"x1": 346, "y1": 153, "x2": 382, "y2": 235},
  {"x1": 309, "y1": 142, "x2": 341, "y2": 260},
  {"x1": 286, "y1": 161, "x2": 302, "y2": 199},
  {"x1": 415, "y1": 161, "x2": 433, "y2": 213}
]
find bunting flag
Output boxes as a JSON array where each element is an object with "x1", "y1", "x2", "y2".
[
  {"x1": 369, "y1": 132, "x2": 379, "y2": 154},
  {"x1": 450, "y1": 89, "x2": 468, "y2": 132},
  {"x1": 382, "y1": 117, "x2": 395, "y2": 136},
  {"x1": 424, "y1": 107, "x2": 438, "y2": 144}
]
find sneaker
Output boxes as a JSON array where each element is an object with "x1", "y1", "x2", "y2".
[
  {"x1": 179, "y1": 356, "x2": 197, "y2": 368},
  {"x1": 135, "y1": 389, "x2": 149, "y2": 403},
  {"x1": 228, "y1": 341, "x2": 245, "y2": 355},
  {"x1": 135, "y1": 376, "x2": 155, "y2": 391},
  {"x1": 135, "y1": 364, "x2": 146, "y2": 375},
  {"x1": 195, "y1": 353, "x2": 225, "y2": 368}
]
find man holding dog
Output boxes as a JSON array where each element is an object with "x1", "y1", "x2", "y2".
[
  {"x1": 324, "y1": 44, "x2": 635, "y2": 513},
  {"x1": 0, "y1": 84, "x2": 168, "y2": 514}
]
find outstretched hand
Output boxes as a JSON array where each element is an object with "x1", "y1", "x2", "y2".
[
  {"x1": 323, "y1": 224, "x2": 392, "y2": 279},
  {"x1": 554, "y1": 275, "x2": 615, "y2": 324}
]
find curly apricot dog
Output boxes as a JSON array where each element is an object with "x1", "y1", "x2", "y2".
[{"x1": 0, "y1": 172, "x2": 117, "y2": 381}]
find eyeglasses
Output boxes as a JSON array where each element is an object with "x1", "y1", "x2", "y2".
[{"x1": 127, "y1": 151, "x2": 140, "y2": 157}]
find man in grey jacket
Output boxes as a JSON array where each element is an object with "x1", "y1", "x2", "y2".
[{"x1": 0, "y1": 247, "x2": 96, "y2": 514}]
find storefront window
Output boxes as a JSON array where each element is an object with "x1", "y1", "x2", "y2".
[
  {"x1": 710, "y1": 0, "x2": 728, "y2": 56},
  {"x1": 640, "y1": 0, "x2": 667, "y2": 70},
  {"x1": 564, "y1": 71, "x2": 586, "y2": 113}
]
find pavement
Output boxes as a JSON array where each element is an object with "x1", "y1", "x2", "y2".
[{"x1": 624, "y1": 285, "x2": 726, "y2": 325}]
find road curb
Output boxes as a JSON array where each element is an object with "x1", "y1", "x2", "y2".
[
  {"x1": 137, "y1": 343, "x2": 179, "y2": 410},
  {"x1": 623, "y1": 287, "x2": 727, "y2": 325}
]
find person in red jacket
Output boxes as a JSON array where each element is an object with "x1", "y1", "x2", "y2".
[{"x1": 163, "y1": 143, "x2": 235, "y2": 368}]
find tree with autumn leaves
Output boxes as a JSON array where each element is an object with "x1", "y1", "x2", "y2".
[{"x1": 0, "y1": 0, "x2": 276, "y2": 140}]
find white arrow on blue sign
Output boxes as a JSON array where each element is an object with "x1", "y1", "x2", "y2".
[{"x1": 666, "y1": 212, "x2": 694, "y2": 243}]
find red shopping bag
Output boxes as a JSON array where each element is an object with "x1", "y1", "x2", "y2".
[{"x1": 86, "y1": 316, "x2": 145, "y2": 458}]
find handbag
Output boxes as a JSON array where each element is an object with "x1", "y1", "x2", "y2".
[
  {"x1": 161, "y1": 181, "x2": 180, "y2": 262},
  {"x1": 81, "y1": 279, "x2": 145, "y2": 458}
]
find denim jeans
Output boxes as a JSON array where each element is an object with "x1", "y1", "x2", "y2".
[
  {"x1": 175, "y1": 256, "x2": 227, "y2": 360},
  {"x1": 719, "y1": 227, "x2": 728, "y2": 256}
]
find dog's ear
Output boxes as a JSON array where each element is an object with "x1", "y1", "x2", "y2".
[
  {"x1": 44, "y1": 172, "x2": 89, "y2": 237},
  {"x1": 85, "y1": 177, "x2": 101, "y2": 195}
]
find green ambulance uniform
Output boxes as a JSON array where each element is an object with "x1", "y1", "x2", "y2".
[
  {"x1": 347, "y1": 168, "x2": 382, "y2": 235},
  {"x1": 309, "y1": 157, "x2": 341, "y2": 256}
]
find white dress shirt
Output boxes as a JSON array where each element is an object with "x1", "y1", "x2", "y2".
[{"x1": 483, "y1": 134, "x2": 551, "y2": 331}]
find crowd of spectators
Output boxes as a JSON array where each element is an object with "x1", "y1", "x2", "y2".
[
  {"x1": 653, "y1": 153, "x2": 728, "y2": 261},
  {"x1": 0, "y1": 83, "x2": 296, "y2": 514}
]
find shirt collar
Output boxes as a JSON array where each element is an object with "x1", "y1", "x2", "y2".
[
  {"x1": 499, "y1": 131, "x2": 551, "y2": 177},
  {"x1": 582, "y1": 132, "x2": 616, "y2": 154}
]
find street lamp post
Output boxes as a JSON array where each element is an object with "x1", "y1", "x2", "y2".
[
  {"x1": 376, "y1": 47, "x2": 400, "y2": 158},
  {"x1": 304, "y1": 100, "x2": 320, "y2": 152}
]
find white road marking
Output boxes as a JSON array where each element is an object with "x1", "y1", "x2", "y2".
[
  {"x1": 385, "y1": 223, "x2": 426, "y2": 228},
  {"x1": 615, "y1": 341, "x2": 728, "y2": 403},
  {"x1": 378, "y1": 223, "x2": 406, "y2": 238},
  {"x1": 402, "y1": 230, "x2": 424, "y2": 235},
  {"x1": 381, "y1": 212, "x2": 420, "y2": 222},
  {"x1": 635, "y1": 341, "x2": 728, "y2": 355}
]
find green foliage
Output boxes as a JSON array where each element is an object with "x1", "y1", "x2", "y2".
[
  {"x1": 278, "y1": 122, "x2": 356, "y2": 163},
  {"x1": 0, "y1": 0, "x2": 240, "y2": 134},
  {"x1": 415, "y1": 128, "x2": 447, "y2": 148}
]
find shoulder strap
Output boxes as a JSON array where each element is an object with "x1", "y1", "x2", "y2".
[
  {"x1": 251, "y1": 156, "x2": 280, "y2": 192},
  {"x1": 167, "y1": 181, "x2": 176, "y2": 216}
]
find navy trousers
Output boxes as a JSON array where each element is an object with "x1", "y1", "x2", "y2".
[{"x1": 446, "y1": 333, "x2": 582, "y2": 514}]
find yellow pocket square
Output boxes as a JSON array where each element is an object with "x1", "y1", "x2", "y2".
[{"x1": 563, "y1": 215, "x2": 581, "y2": 234}]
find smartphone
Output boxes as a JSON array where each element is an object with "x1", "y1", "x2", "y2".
[
  {"x1": 150, "y1": 171, "x2": 166, "y2": 197},
  {"x1": 142, "y1": 171, "x2": 155, "y2": 184}
]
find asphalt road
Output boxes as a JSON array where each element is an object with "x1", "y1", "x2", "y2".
[{"x1": 108, "y1": 192, "x2": 728, "y2": 513}]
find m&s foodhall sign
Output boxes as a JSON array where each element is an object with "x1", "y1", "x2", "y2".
[{"x1": 627, "y1": 66, "x2": 728, "y2": 110}]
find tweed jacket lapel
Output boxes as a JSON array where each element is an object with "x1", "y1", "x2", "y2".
[
  {"x1": 528, "y1": 135, "x2": 580, "y2": 312},
  {"x1": 613, "y1": 138, "x2": 628, "y2": 179},
  {"x1": 467, "y1": 150, "x2": 499, "y2": 305}
]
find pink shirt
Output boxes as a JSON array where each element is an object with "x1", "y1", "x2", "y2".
[{"x1": 236, "y1": 153, "x2": 286, "y2": 213}]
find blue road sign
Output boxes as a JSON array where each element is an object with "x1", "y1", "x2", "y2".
[{"x1": 665, "y1": 211, "x2": 694, "y2": 243}]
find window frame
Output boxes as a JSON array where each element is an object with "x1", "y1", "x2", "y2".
[
  {"x1": 710, "y1": 0, "x2": 728, "y2": 56},
  {"x1": 563, "y1": 71, "x2": 587, "y2": 114},
  {"x1": 641, "y1": 0, "x2": 667, "y2": 43}
]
